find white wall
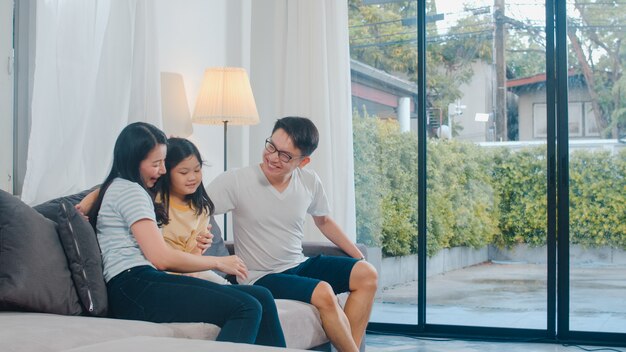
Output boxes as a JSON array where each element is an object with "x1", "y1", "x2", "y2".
[
  {"x1": 155, "y1": 0, "x2": 254, "y2": 233},
  {"x1": 0, "y1": 0, "x2": 14, "y2": 193}
]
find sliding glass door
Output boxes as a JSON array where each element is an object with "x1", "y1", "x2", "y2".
[
  {"x1": 349, "y1": 0, "x2": 420, "y2": 325},
  {"x1": 565, "y1": 0, "x2": 626, "y2": 335},
  {"x1": 424, "y1": 0, "x2": 548, "y2": 329},
  {"x1": 350, "y1": 0, "x2": 626, "y2": 346}
]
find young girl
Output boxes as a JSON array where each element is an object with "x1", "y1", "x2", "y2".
[
  {"x1": 156, "y1": 137, "x2": 229, "y2": 285},
  {"x1": 87, "y1": 122, "x2": 285, "y2": 347}
]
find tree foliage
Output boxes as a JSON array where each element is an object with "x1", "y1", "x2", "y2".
[
  {"x1": 566, "y1": 0, "x2": 626, "y2": 137},
  {"x1": 348, "y1": 0, "x2": 491, "y2": 117}
]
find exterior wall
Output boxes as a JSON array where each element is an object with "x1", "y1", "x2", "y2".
[
  {"x1": 377, "y1": 244, "x2": 626, "y2": 288},
  {"x1": 455, "y1": 61, "x2": 494, "y2": 142},
  {"x1": 517, "y1": 85, "x2": 592, "y2": 141}
]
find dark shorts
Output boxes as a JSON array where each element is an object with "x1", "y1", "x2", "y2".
[{"x1": 253, "y1": 255, "x2": 359, "y2": 304}]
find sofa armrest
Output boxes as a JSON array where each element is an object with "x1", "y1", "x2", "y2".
[{"x1": 225, "y1": 241, "x2": 367, "y2": 260}]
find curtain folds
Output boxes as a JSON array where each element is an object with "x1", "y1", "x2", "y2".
[
  {"x1": 21, "y1": 0, "x2": 160, "y2": 205},
  {"x1": 250, "y1": 0, "x2": 357, "y2": 241}
]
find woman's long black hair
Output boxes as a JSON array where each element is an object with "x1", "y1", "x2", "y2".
[
  {"x1": 156, "y1": 137, "x2": 214, "y2": 225},
  {"x1": 87, "y1": 122, "x2": 168, "y2": 229}
]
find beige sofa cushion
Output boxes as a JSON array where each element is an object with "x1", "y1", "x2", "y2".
[
  {"x1": 164, "y1": 297, "x2": 342, "y2": 350},
  {"x1": 62, "y1": 336, "x2": 306, "y2": 352},
  {"x1": 0, "y1": 312, "x2": 175, "y2": 352}
]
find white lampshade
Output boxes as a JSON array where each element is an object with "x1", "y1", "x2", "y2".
[
  {"x1": 161, "y1": 72, "x2": 193, "y2": 137},
  {"x1": 192, "y1": 67, "x2": 259, "y2": 126}
]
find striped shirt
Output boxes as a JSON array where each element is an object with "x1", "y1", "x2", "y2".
[{"x1": 96, "y1": 178, "x2": 156, "y2": 282}]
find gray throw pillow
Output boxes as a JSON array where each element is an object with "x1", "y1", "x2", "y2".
[
  {"x1": 204, "y1": 216, "x2": 230, "y2": 257},
  {"x1": 33, "y1": 186, "x2": 99, "y2": 223},
  {"x1": 0, "y1": 190, "x2": 82, "y2": 315},
  {"x1": 203, "y1": 216, "x2": 230, "y2": 277},
  {"x1": 57, "y1": 201, "x2": 108, "y2": 316}
]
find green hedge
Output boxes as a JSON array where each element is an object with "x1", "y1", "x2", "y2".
[{"x1": 353, "y1": 114, "x2": 626, "y2": 256}]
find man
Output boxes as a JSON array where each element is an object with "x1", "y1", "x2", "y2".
[{"x1": 206, "y1": 116, "x2": 378, "y2": 352}]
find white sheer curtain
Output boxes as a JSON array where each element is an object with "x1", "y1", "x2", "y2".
[
  {"x1": 21, "y1": 0, "x2": 160, "y2": 205},
  {"x1": 250, "y1": 0, "x2": 356, "y2": 241}
]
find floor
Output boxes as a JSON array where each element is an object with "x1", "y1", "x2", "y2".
[
  {"x1": 371, "y1": 262, "x2": 626, "y2": 332},
  {"x1": 363, "y1": 262, "x2": 626, "y2": 351},
  {"x1": 365, "y1": 333, "x2": 626, "y2": 352}
]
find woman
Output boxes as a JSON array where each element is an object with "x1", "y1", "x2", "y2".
[{"x1": 87, "y1": 122, "x2": 285, "y2": 347}]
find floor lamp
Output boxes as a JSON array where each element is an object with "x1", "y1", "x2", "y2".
[{"x1": 191, "y1": 67, "x2": 260, "y2": 240}]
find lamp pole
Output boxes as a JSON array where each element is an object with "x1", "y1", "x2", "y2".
[{"x1": 223, "y1": 120, "x2": 228, "y2": 240}]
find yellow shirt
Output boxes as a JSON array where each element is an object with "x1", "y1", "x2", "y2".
[{"x1": 161, "y1": 200, "x2": 210, "y2": 253}]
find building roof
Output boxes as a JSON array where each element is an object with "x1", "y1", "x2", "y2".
[
  {"x1": 350, "y1": 59, "x2": 417, "y2": 97},
  {"x1": 507, "y1": 68, "x2": 580, "y2": 91}
]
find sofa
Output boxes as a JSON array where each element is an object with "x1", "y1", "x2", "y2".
[{"x1": 0, "y1": 189, "x2": 366, "y2": 351}]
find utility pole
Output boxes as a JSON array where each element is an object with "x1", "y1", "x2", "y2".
[{"x1": 494, "y1": 0, "x2": 507, "y2": 141}]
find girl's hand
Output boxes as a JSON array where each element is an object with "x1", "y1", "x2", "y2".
[
  {"x1": 74, "y1": 204, "x2": 89, "y2": 221},
  {"x1": 216, "y1": 255, "x2": 248, "y2": 281},
  {"x1": 195, "y1": 231, "x2": 214, "y2": 254},
  {"x1": 75, "y1": 189, "x2": 99, "y2": 219}
]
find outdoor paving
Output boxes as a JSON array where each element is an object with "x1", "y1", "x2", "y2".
[
  {"x1": 371, "y1": 261, "x2": 626, "y2": 333},
  {"x1": 365, "y1": 333, "x2": 626, "y2": 352}
]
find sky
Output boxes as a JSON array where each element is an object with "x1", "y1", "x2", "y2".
[{"x1": 433, "y1": 0, "x2": 547, "y2": 34}]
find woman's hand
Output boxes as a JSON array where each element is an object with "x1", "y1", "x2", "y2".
[
  {"x1": 215, "y1": 255, "x2": 248, "y2": 281},
  {"x1": 195, "y1": 229, "x2": 214, "y2": 254}
]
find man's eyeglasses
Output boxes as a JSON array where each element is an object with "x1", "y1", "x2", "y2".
[{"x1": 264, "y1": 138, "x2": 305, "y2": 163}]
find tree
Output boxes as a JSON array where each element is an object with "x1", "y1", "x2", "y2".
[
  {"x1": 567, "y1": 0, "x2": 626, "y2": 138},
  {"x1": 348, "y1": 0, "x2": 491, "y2": 119}
]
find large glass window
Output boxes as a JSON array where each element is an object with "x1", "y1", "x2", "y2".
[
  {"x1": 349, "y1": 0, "x2": 626, "y2": 342},
  {"x1": 0, "y1": 0, "x2": 13, "y2": 193},
  {"x1": 424, "y1": 0, "x2": 548, "y2": 329},
  {"x1": 566, "y1": 0, "x2": 626, "y2": 334},
  {"x1": 349, "y1": 0, "x2": 419, "y2": 324}
]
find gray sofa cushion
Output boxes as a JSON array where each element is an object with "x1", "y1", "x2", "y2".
[
  {"x1": 202, "y1": 216, "x2": 230, "y2": 278},
  {"x1": 33, "y1": 186, "x2": 98, "y2": 223},
  {"x1": 203, "y1": 216, "x2": 229, "y2": 257},
  {"x1": 0, "y1": 190, "x2": 82, "y2": 315},
  {"x1": 57, "y1": 201, "x2": 108, "y2": 316}
]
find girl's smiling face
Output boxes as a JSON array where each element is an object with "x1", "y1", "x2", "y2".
[{"x1": 168, "y1": 155, "x2": 202, "y2": 200}]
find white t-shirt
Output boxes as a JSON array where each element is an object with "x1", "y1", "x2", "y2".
[
  {"x1": 206, "y1": 164, "x2": 330, "y2": 284},
  {"x1": 96, "y1": 178, "x2": 156, "y2": 282}
]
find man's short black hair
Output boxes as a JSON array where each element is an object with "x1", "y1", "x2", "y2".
[{"x1": 272, "y1": 116, "x2": 319, "y2": 156}]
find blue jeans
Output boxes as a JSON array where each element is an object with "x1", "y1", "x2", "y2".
[{"x1": 107, "y1": 266, "x2": 285, "y2": 347}]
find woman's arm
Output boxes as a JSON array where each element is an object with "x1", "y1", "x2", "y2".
[{"x1": 131, "y1": 219, "x2": 247, "y2": 280}]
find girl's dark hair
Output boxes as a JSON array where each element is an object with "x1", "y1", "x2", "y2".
[
  {"x1": 88, "y1": 122, "x2": 168, "y2": 229},
  {"x1": 156, "y1": 138, "x2": 214, "y2": 225},
  {"x1": 272, "y1": 116, "x2": 319, "y2": 156}
]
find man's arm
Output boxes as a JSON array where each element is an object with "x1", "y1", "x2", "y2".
[{"x1": 313, "y1": 215, "x2": 364, "y2": 259}]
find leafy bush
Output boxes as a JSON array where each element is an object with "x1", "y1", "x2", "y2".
[
  {"x1": 354, "y1": 114, "x2": 498, "y2": 257},
  {"x1": 491, "y1": 146, "x2": 548, "y2": 247},
  {"x1": 353, "y1": 113, "x2": 626, "y2": 256},
  {"x1": 352, "y1": 111, "x2": 385, "y2": 247},
  {"x1": 569, "y1": 149, "x2": 626, "y2": 248}
]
